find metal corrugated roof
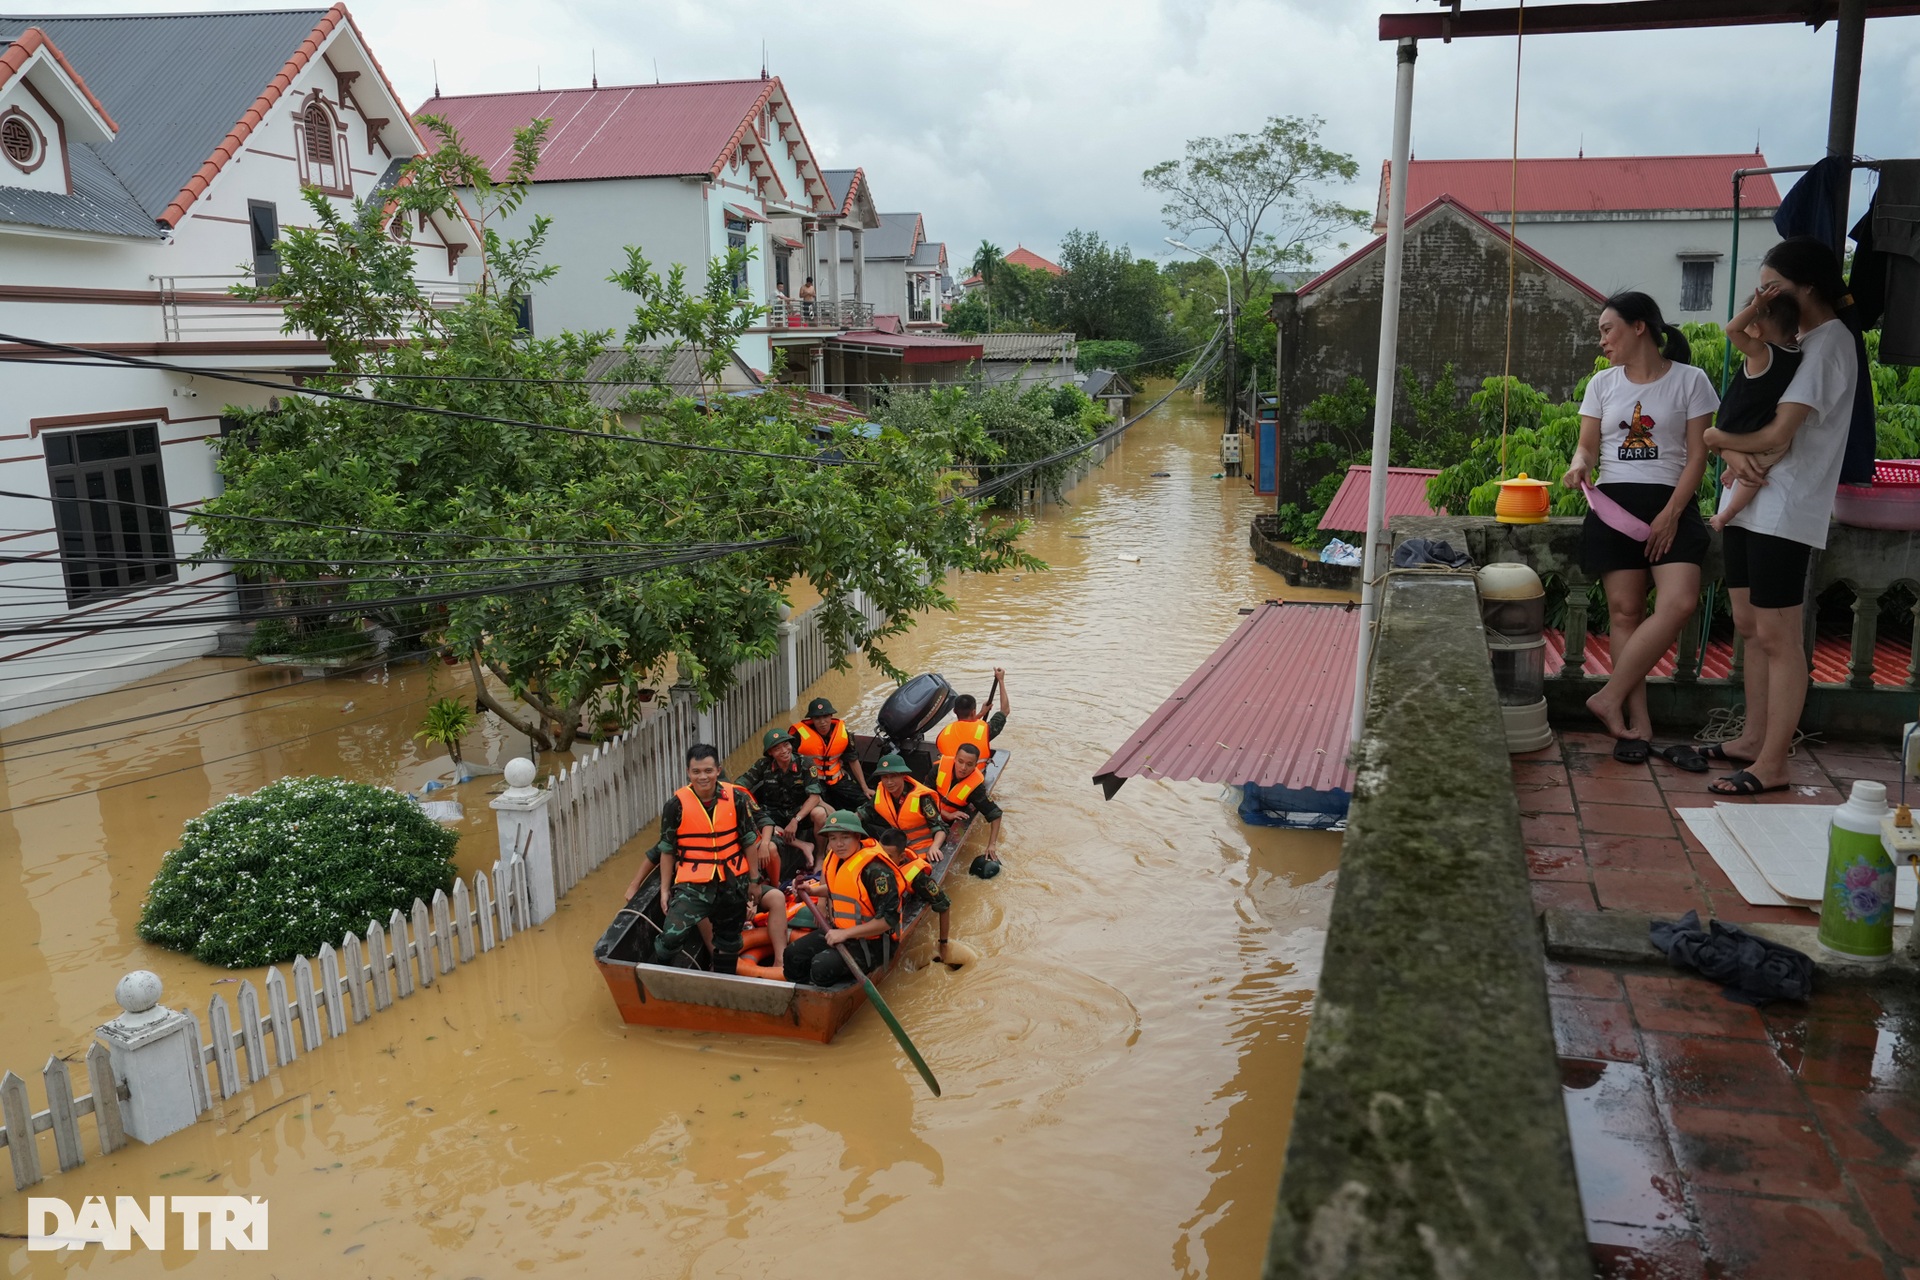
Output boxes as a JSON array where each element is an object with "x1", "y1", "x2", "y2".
[
  {"x1": 822, "y1": 167, "x2": 857, "y2": 213},
  {"x1": 1318, "y1": 465, "x2": 1441, "y2": 532},
  {"x1": 0, "y1": 138, "x2": 160, "y2": 237},
  {"x1": 1094, "y1": 601, "x2": 1358, "y2": 796},
  {"x1": 908, "y1": 239, "x2": 944, "y2": 268},
  {"x1": 582, "y1": 346, "x2": 759, "y2": 406},
  {"x1": 1383, "y1": 154, "x2": 1783, "y2": 226},
  {"x1": 827, "y1": 329, "x2": 982, "y2": 364},
  {"x1": 833, "y1": 210, "x2": 920, "y2": 261},
  {"x1": 419, "y1": 79, "x2": 775, "y2": 183},
  {"x1": 975, "y1": 332, "x2": 1075, "y2": 361},
  {"x1": 0, "y1": 10, "x2": 328, "y2": 220}
]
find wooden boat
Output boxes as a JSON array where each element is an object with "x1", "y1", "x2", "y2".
[{"x1": 593, "y1": 732, "x2": 1007, "y2": 1042}]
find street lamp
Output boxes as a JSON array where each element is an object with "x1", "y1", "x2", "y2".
[{"x1": 1165, "y1": 238, "x2": 1237, "y2": 434}]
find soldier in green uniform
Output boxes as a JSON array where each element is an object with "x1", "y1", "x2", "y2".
[
  {"x1": 737, "y1": 728, "x2": 826, "y2": 876},
  {"x1": 626, "y1": 744, "x2": 774, "y2": 972}
]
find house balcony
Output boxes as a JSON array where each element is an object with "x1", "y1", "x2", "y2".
[
  {"x1": 152, "y1": 273, "x2": 474, "y2": 344},
  {"x1": 762, "y1": 298, "x2": 874, "y2": 332}
]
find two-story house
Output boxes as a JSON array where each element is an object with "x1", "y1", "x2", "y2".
[
  {"x1": 422, "y1": 76, "x2": 880, "y2": 386},
  {"x1": 1381, "y1": 153, "x2": 1782, "y2": 322},
  {"x1": 818, "y1": 211, "x2": 952, "y2": 330},
  {"x1": 0, "y1": 6, "x2": 475, "y2": 725}
]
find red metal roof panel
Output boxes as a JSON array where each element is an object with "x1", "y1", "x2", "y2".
[
  {"x1": 828, "y1": 330, "x2": 983, "y2": 364},
  {"x1": 1094, "y1": 601, "x2": 1358, "y2": 794},
  {"x1": 1381, "y1": 154, "x2": 1782, "y2": 226},
  {"x1": 1318, "y1": 465, "x2": 1440, "y2": 532}
]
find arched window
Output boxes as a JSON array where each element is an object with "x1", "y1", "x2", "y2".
[
  {"x1": 295, "y1": 96, "x2": 347, "y2": 194},
  {"x1": 303, "y1": 101, "x2": 334, "y2": 166}
]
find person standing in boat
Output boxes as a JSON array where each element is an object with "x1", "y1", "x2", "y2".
[
  {"x1": 936, "y1": 668, "x2": 1011, "y2": 759},
  {"x1": 933, "y1": 741, "x2": 1004, "y2": 878},
  {"x1": 738, "y1": 728, "x2": 826, "y2": 872},
  {"x1": 791, "y1": 696, "x2": 872, "y2": 820},
  {"x1": 861, "y1": 753, "x2": 949, "y2": 864},
  {"x1": 645, "y1": 744, "x2": 774, "y2": 972},
  {"x1": 785, "y1": 811, "x2": 906, "y2": 985}
]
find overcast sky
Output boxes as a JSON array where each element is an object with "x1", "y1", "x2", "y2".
[{"x1": 26, "y1": 1, "x2": 1920, "y2": 271}]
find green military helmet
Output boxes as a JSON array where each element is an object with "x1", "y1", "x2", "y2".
[
  {"x1": 762, "y1": 727, "x2": 796, "y2": 753},
  {"x1": 805, "y1": 696, "x2": 838, "y2": 718},
  {"x1": 820, "y1": 809, "x2": 867, "y2": 836},
  {"x1": 872, "y1": 752, "x2": 913, "y2": 777}
]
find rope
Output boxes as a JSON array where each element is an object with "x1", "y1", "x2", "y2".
[
  {"x1": 1498, "y1": 0, "x2": 1525, "y2": 476},
  {"x1": 1692, "y1": 705, "x2": 1815, "y2": 758}
]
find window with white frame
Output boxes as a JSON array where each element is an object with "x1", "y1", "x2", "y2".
[
  {"x1": 45, "y1": 423, "x2": 178, "y2": 606},
  {"x1": 294, "y1": 95, "x2": 349, "y2": 195}
]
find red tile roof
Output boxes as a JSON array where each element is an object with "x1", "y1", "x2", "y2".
[
  {"x1": 420, "y1": 76, "x2": 827, "y2": 207},
  {"x1": 0, "y1": 26, "x2": 117, "y2": 132},
  {"x1": 1378, "y1": 154, "x2": 1782, "y2": 230},
  {"x1": 1093, "y1": 601, "x2": 1358, "y2": 795},
  {"x1": 1317, "y1": 465, "x2": 1440, "y2": 532},
  {"x1": 1005, "y1": 245, "x2": 1062, "y2": 276},
  {"x1": 1546, "y1": 629, "x2": 1907, "y2": 686},
  {"x1": 1300, "y1": 195, "x2": 1607, "y2": 304}
]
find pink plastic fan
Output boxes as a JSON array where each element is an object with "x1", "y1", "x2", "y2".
[{"x1": 1581, "y1": 483, "x2": 1651, "y2": 542}]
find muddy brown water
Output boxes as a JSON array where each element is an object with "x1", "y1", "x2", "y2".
[{"x1": 1, "y1": 386, "x2": 1346, "y2": 1278}]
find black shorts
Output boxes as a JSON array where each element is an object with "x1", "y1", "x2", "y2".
[
  {"x1": 1722, "y1": 525, "x2": 1814, "y2": 609},
  {"x1": 1579, "y1": 482, "x2": 1710, "y2": 576},
  {"x1": 819, "y1": 777, "x2": 866, "y2": 813}
]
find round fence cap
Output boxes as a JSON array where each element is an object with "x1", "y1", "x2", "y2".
[
  {"x1": 504, "y1": 758, "x2": 538, "y2": 789},
  {"x1": 116, "y1": 970, "x2": 163, "y2": 1015}
]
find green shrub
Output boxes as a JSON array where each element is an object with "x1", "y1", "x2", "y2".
[
  {"x1": 1076, "y1": 339, "x2": 1143, "y2": 374},
  {"x1": 138, "y1": 777, "x2": 459, "y2": 968}
]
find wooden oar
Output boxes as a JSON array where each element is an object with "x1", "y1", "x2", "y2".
[{"x1": 795, "y1": 887, "x2": 942, "y2": 1097}]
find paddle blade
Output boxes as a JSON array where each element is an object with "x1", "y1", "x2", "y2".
[{"x1": 862, "y1": 977, "x2": 942, "y2": 1097}]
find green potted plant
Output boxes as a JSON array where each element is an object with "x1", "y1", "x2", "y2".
[{"x1": 415, "y1": 696, "x2": 476, "y2": 767}]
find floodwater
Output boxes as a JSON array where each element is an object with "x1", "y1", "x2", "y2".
[{"x1": 1, "y1": 386, "x2": 1347, "y2": 1279}]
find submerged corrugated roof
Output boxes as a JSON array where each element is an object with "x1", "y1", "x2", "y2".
[
  {"x1": 1093, "y1": 601, "x2": 1358, "y2": 796},
  {"x1": 0, "y1": 10, "x2": 329, "y2": 221},
  {"x1": 1317, "y1": 465, "x2": 1441, "y2": 533}
]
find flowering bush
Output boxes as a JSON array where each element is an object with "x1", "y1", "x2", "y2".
[{"x1": 138, "y1": 776, "x2": 458, "y2": 968}]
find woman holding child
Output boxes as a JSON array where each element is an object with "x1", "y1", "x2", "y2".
[{"x1": 1560, "y1": 291, "x2": 1720, "y2": 766}]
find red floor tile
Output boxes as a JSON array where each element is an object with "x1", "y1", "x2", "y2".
[
  {"x1": 1624, "y1": 973, "x2": 1770, "y2": 1041},
  {"x1": 1549, "y1": 961, "x2": 1627, "y2": 1002},
  {"x1": 1515, "y1": 760, "x2": 1571, "y2": 787},
  {"x1": 1824, "y1": 755, "x2": 1908, "y2": 784},
  {"x1": 1555, "y1": 996, "x2": 1643, "y2": 1062},
  {"x1": 1847, "y1": 1163, "x2": 1920, "y2": 1261},
  {"x1": 1533, "y1": 878, "x2": 1599, "y2": 914},
  {"x1": 1563, "y1": 729, "x2": 1628, "y2": 755},
  {"x1": 1656, "y1": 768, "x2": 1744, "y2": 794},
  {"x1": 1806, "y1": 1086, "x2": 1920, "y2": 1164},
  {"x1": 1706, "y1": 890, "x2": 1818, "y2": 928},
  {"x1": 1590, "y1": 1230, "x2": 1709, "y2": 1280},
  {"x1": 1665, "y1": 1104, "x2": 1847, "y2": 1198},
  {"x1": 1570, "y1": 754, "x2": 1660, "y2": 782},
  {"x1": 1640, "y1": 1032, "x2": 1804, "y2": 1113},
  {"x1": 1691, "y1": 1190, "x2": 1891, "y2": 1280},
  {"x1": 1585, "y1": 804, "x2": 1680, "y2": 837},
  {"x1": 1585, "y1": 834, "x2": 1690, "y2": 871},
  {"x1": 1686, "y1": 851, "x2": 1737, "y2": 891},
  {"x1": 1519, "y1": 782, "x2": 1578, "y2": 815},
  {"x1": 1594, "y1": 868, "x2": 1711, "y2": 917},
  {"x1": 1523, "y1": 811, "x2": 1584, "y2": 846},
  {"x1": 1732, "y1": 784, "x2": 1846, "y2": 807},
  {"x1": 1575, "y1": 775, "x2": 1668, "y2": 808},
  {"x1": 1512, "y1": 742, "x2": 1566, "y2": 763},
  {"x1": 1528, "y1": 844, "x2": 1589, "y2": 881},
  {"x1": 1772, "y1": 1019, "x2": 1885, "y2": 1089}
]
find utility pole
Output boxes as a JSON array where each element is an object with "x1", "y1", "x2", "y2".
[
  {"x1": 1165, "y1": 238, "x2": 1235, "y2": 434},
  {"x1": 1825, "y1": 0, "x2": 1866, "y2": 254}
]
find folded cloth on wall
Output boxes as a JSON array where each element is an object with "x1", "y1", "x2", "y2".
[
  {"x1": 1391, "y1": 537, "x2": 1470, "y2": 569},
  {"x1": 1648, "y1": 909, "x2": 1814, "y2": 1005}
]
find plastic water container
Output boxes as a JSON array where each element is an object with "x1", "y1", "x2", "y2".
[
  {"x1": 1834, "y1": 460, "x2": 1920, "y2": 531},
  {"x1": 1818, "y1": 780, "x2": 1897, "y2": 961}
]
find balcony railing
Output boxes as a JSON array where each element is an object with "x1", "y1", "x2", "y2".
[
  {"x1": 152, "y1": 274, "x2": 475, "y2": 343},
  {"x1": 765, "y1": 297, "x2": 875, "y2": 331}
]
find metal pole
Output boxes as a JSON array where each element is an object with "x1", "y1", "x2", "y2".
[
  {"x1": 1349, "y1": 36, "x2": 1418, "y2": 744},
  {"x1": 1224, "y1": 279, "x2": 1237, "y2": 434},
  {"x1": 1825, "y1": 0, "x2": 1866, "y2": 253}
]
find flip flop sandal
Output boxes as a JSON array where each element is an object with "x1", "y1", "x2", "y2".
[
  {"x1": 1612, "y1": 738, "x2": 1651, "y2": 764},
  {"x1": 1698, "y1": 744, "x2": 1755, "y2": 764},
  {"x1": 1709, "y1": 769, "x2": 1790, "y2": 796},
  {"x1": 1655, "y1": 744, "x2": 1709, "y2": 773}
]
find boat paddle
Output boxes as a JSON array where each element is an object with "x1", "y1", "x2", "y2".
[{"x1": 794, "y1": 886, "x2": 942, "y2": 1098}]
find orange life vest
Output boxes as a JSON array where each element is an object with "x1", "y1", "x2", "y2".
[
  {"x1": 873, "y1": 779, "x2": 939, "y2": 858},
  {"x1": 936, "y1": 717, "x2": 990, "y2": 761},
  {"x1": 671, "y1": 783, "x2": 750, "y2": 884},
  {"x1": 791, "y1": 718, "x2": 851, "y2": 785},
  {"x1": 823, "y1": 842, "x2": 901, "y2": 938},
  {"x1": 933, "y1": 755, "x2": 986, "y2": 821}
]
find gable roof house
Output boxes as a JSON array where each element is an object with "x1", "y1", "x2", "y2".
[
  {"x1": 960, "y1": 244, "x2": 1062, "y2": 289},
  {"x1": 1266, "y1": 196, "x2": 1604, "y2": 507},
  {"x1": 0, "y1": 6, "x2": 476, "y2": 726},
  {"x1": 422, "y1": 77, "x2": 878, "y2": 387},
  {"x1": 1382, "y1": 153, "x2": 1782, "y2": 323},
  {"x1": 818, "y1": 210, "x2": 952, "y2": 333}
]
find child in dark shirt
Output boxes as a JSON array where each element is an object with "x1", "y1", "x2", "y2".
[{"x1": 1710, "y1": 286, "x2": 1803, "y2": 532}]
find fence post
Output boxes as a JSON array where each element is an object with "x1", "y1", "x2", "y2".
[
  {"x1": 490, "y1": 757, "x2": 557, "y2": 924},
  {"x1": 94, "y1": 971, "x2": 206, "y2": 1144},
  {"x1": 676, "y1": 681, "x2": 715, "y2": 748},
  {"x1": 778, "y1": 616, "x2": 800, "y2": 710}
]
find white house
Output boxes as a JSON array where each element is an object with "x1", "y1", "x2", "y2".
[
  {"x1": 1380, "y1": 154, "x2": 1783, "y2": 323},
  {"x1": 819, "y1": 212, "x2": 951, "y2": 330},
  {"x1": 0, "y1": 6, "x2": 475, "y2": 726},
  {"x1": 422, "y1": 76, "x2": 882, "y2": 385}
]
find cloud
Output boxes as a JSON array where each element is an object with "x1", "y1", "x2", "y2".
[{"x1": 24, "y1": 0, "x2": 1920, "y2": 270}]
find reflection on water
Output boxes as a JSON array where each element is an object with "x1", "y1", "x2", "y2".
[{"x1": 1, "y1": 386, "x2": 1346, "y2": 1278}]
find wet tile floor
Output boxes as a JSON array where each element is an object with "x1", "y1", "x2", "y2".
[
  {"x1": 1519, "y1": 729, "x2": 1902, "y2": 925},
  {"x1": 1553, "y1": 961, "x2": 1920, "y2": 1278}
]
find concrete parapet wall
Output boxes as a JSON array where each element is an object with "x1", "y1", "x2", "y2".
[{"x1": 1263, "y1": 572, "x2": 1589, "y2": 1280}]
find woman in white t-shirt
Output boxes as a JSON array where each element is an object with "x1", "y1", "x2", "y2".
[
  {"x1": 1560, "y1": 291, "x2": 1719, "y2": 762},
  {"x1": 1700, "y1": 236, "x2": 1861, "y2": 796}
]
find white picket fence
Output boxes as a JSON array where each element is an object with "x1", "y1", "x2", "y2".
[{"x1": 1, "y1": 856, "x2": 533, "y2": 1191}]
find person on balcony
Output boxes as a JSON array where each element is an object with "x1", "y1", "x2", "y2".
[
  {"x1": 1560, "y1": 291, "x2": 1720, "y2": 764},
  {"x1": 799, "y1": 276, "x2": 817, "y2": 324},
  {"x1": 1702, "y1": 236, "x2": 1863, "y2": 796}
]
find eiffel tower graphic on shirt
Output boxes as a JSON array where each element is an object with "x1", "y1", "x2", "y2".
[{"x1": 1618, "y1": 400, "x2": 1658, "y2": 461}]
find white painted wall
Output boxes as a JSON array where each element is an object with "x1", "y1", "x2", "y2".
[{"x1": 1502, "y1": 211, "x2": 1780, "y2": 324}]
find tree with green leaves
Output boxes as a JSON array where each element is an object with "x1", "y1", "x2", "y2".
[
  {"x1": 969, "y1": 240, "x2": 1005, "y2": 324},
  {"x1": 205, "y1": 118, "x2": 1040, "y2": 751},
  {"x1": 1143, "y1": 115, "x2": 1370, "y2": 303}
]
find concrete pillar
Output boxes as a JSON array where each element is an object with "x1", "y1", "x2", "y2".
[
  {"x1": 490, "y1": 757, "x2": 556, "y2": 923},
  {"x1": 778, "y1": 615, "x2": 800, "y2": 709},
  {"x1": 810, "y1": 345, "x2": 826, "y2": 393},
  {"x1": 677, "y1": 681, "x2": 715, "y2": 745},
  {"x1": 851, "y1": 227, "x2": 866, "y2": 307},
  {"x1": 825, "y1": 219, "x2": 843, "y2": 324},
  {"x1": 97, "y1": 971, "x2": 206, "y2": 1143}
]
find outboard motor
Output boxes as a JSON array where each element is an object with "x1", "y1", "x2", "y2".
[{"x1": 876, "y1": 673, "x2": 953, "y2": 751}]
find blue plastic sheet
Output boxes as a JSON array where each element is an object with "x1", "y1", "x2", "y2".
[{"x1": 1238, "y1": 782, "x2": 1349, "y2": 830}]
